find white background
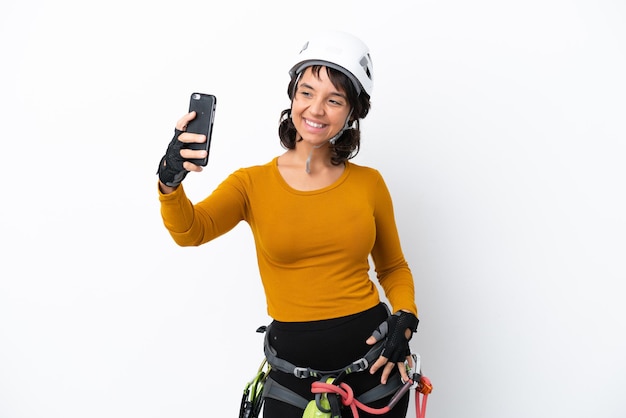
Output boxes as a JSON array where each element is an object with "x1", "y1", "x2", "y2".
[{"x1": 1, "y1": 1, "x2": 625, "y2": 417}]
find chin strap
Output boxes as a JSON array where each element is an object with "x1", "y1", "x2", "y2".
[
  {"x1": 305, "y1": 143, "x2": 327, "y2": 174},
  {"x1": 304, "y1": 110, "x2": 354, "y2": 174}
]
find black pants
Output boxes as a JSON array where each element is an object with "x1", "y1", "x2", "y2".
[{"x1": 262, "y1": 303, "x2": 410, "y2": 418}]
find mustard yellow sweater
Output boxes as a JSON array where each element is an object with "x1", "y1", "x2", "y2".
[{"x1": 159, "y1": 157, "x2": 417, "y2": 321}]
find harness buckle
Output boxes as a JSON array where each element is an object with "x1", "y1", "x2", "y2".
[
  {"x1": 350, "y1": 357, "x2": 369, "y2": 373},
  {"x1": 293, "y1": 367, "x2": 311, "y2": 379}
]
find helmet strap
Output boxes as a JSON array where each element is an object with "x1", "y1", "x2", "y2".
[{"x1": 305, "y1": 110, "x2": 354, "y2": 174}]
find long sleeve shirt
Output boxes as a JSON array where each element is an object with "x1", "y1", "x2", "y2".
[{"x1": 159, "y1": 157, "x2": 417, "y2": 322}]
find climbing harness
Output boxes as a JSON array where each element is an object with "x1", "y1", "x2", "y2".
[
  {"x1": 262, "y1": 323, "x2": 389, "y2": 379},
  {"x1": 237, "y1": 324, "x2": 433, "y2": 418}
]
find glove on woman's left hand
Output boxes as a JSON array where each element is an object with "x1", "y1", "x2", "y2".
[
  {"x1": 367, "y1": 311, "x2": 419, "y2": 383},
  {"x1": 371, "y1": 311, "x2": 419, "y2": 362}
]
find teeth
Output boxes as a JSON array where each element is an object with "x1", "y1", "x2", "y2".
[{"x1": 305, "y1": 119, "x2": 324, "y2": 128}]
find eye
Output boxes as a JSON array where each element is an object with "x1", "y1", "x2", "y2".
[{"x1": 329, "y1": 98, "x2": 345, "y2": 106}]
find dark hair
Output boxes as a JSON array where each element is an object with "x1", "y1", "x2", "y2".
[{"x1": 278, "y1": 65, "x2": 371, "y2": 166}]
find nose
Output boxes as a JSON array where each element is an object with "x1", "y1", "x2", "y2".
[{"x1": 309, "y1": 97, "x2": 325, "y2": 116}]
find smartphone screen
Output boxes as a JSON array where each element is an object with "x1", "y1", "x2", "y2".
[{"x1": 186, "y1": 92, "x2": 216, "y2": 166}]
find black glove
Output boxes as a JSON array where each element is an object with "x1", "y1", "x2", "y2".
[
  {"x1": 157, "y1": 129, "x2": 189, "y2": 187},
  {"x1": 371, "y1": 311, "x2": 419, "y2": 363}
]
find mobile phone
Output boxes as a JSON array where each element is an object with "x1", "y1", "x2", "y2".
[{"x1": 185, "y1": 92, "x2": 217, "y2": 166}]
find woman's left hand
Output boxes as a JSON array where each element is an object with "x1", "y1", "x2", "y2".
[{"x1": 366, "y1": 311, "x2": 419, "y2": 384}]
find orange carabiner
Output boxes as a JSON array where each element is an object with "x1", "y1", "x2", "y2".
[{"x1": 418, "y1": 375, "x2": 433, "y2": 395}]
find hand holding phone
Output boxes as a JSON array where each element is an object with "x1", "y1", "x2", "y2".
[{"x1": 185, "y1": 92, "x2": 217, "y2": 166}]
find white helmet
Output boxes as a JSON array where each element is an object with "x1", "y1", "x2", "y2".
[{"x1": 289, "y1": 30, "x2": 374, "y2": 96}]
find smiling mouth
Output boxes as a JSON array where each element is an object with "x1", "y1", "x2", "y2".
[{"x1": 304, "y1": 118, "x2": 325, "y2": 129}]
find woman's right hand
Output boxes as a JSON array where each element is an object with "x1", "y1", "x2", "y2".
[
  {"x1": 157, "y1": 112, "x2": 208, "y2": 192},
  {"x1": 175, "y1": 111, "x2": 208, "y2": 170}
]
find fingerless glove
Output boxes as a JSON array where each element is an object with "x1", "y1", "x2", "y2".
[
  {"x1": 371, "y1": 311, "x2": 419, "y2": 363},
  {"x1": 157, "y1": 129, "x2": 188, "y2": 187}
]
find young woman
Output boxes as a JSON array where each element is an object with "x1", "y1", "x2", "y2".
[{"x1": 157, "y1": 31, "x2": 419, "y2": 418}]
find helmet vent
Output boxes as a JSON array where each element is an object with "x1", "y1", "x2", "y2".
[{"x1": 360, "y1": 54, "x2": 373, "y2": 81}]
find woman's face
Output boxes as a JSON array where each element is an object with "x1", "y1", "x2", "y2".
[{"x1": 291, "y1": 66, "x2": 352, "y2": 147}]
